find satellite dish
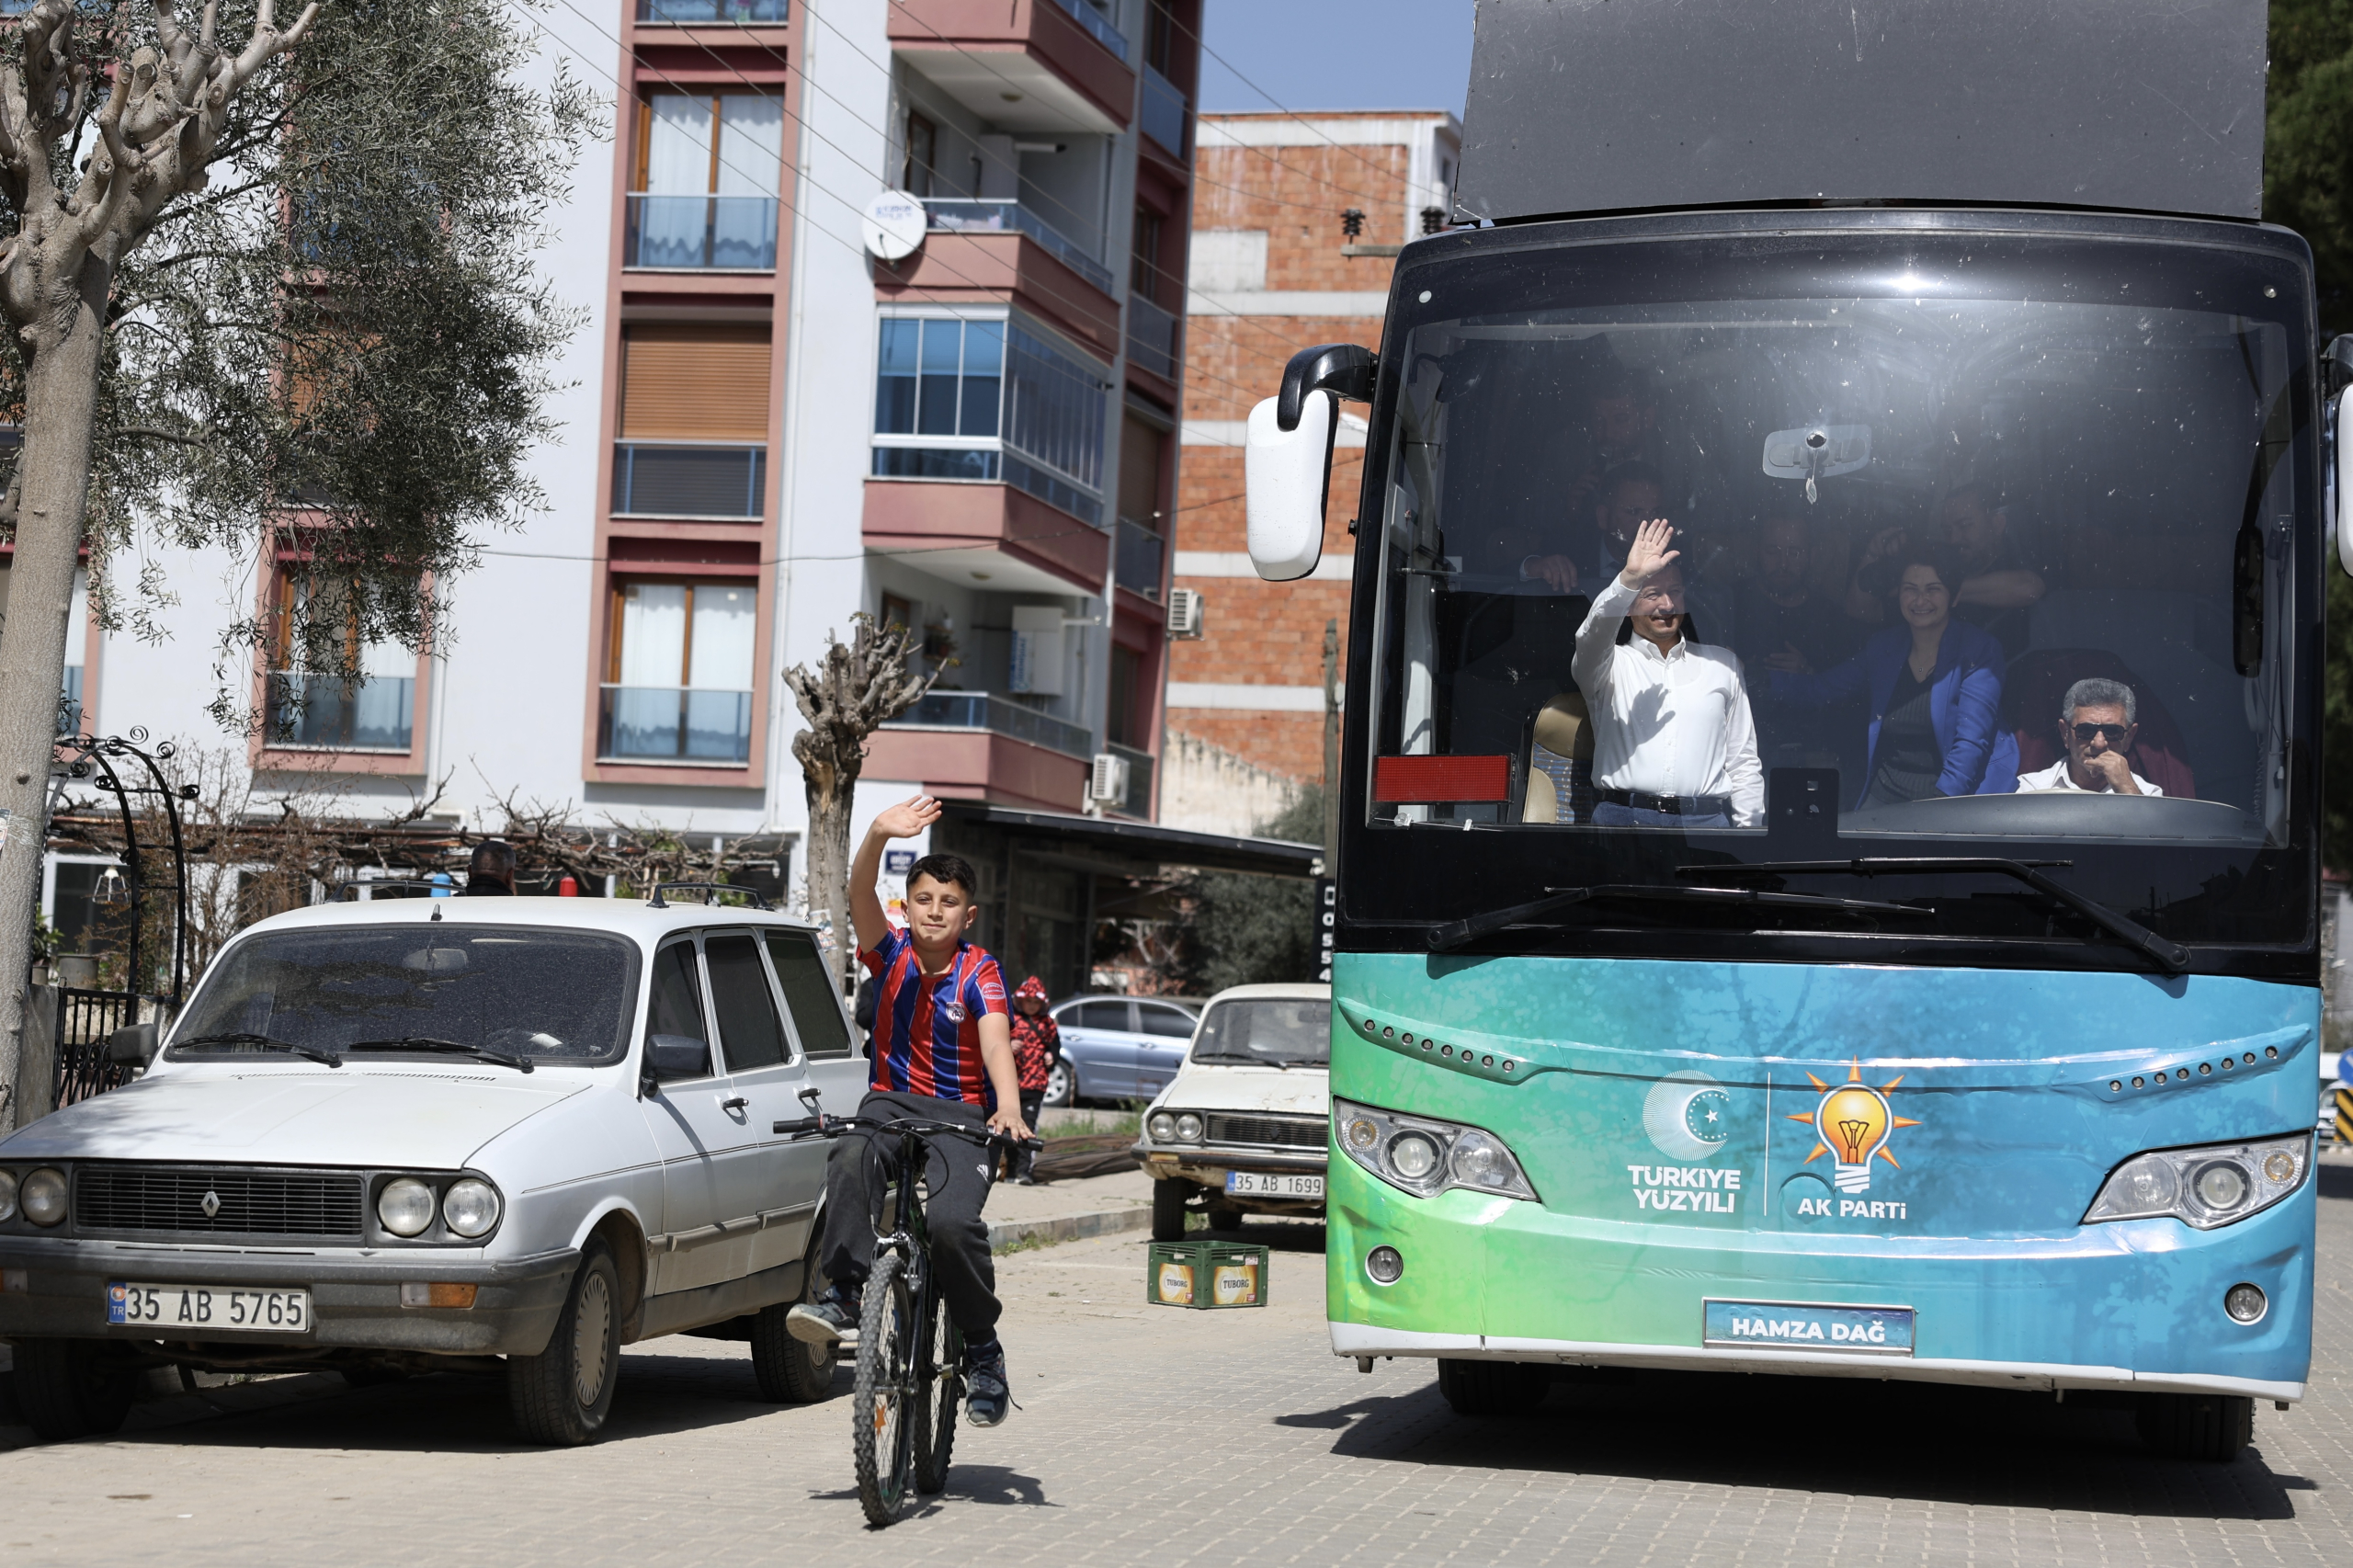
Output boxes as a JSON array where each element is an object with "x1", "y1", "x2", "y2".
[{"x1": 862, "y1": 189, "x2": 928, "y2": 261}]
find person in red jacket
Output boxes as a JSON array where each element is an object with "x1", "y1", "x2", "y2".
[{"x1": 1008, "y1": 976, "x2": 1060, "y2": 1184}]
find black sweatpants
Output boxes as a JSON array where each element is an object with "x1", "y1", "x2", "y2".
[
  {"x1": 818, "y1": 1089, "x2": 1001, "y2": 1342},
  {"x1": 1014, "y1": 1089, "x2": 1046, "y2": 1179}
]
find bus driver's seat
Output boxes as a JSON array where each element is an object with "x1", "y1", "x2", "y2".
[{"x1": 1522, "y1": 690, "x2": 1597, "y2": 824}]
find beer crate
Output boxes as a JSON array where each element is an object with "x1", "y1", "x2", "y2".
[{"x1": 1145, "y1": 1239, "x2": 1268, "y2": 1309}]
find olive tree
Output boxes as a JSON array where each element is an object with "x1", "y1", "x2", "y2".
[{"x1": 0, "y1": 0, "x2": 593, "y2": 1131}]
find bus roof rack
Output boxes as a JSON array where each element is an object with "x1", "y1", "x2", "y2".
[{"x1": 646, "y1": 882, "x2": 773, "y2": 912}]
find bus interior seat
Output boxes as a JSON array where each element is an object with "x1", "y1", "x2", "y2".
[
  {"x1": 1524, "y1": 690, "x2": 1596, "y2": 824},
  {"x1": 2024, "y1": 590, "x2": 2245, "y2": 806},
  {"x1": 2000, "y1": 648, "x2": 2198, "y2": 800}
]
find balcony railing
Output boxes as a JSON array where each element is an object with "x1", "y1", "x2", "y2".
[
  {"x1": 625, "y1": 194, "x2": 780, "y2": 270},
  {"x1": 1141, "y1": 64, "x2": 1188, "y2": 157},
  {"x1": 599, "y1": 686, "x2": 754, "y2": 764},
  {"x1": 1126, "y1": 293, "x2": 1179, "y2": 380},
  {"x1": 614, "y1": 442, "x2": 767, "y2": 518},
  {"x1": 1048, "y1": 0, "x2": 1128, "y2": 62},
  {"x1": 268, "y1": 673, "x2": 415, "y2": 752},
  {"x1": 1115, "y1": 517, "x2": 1165, "y2": 601},
  {"x1": 885, "y1": 690, "x2": 1093, "y2": 759},
  {"x1": 1107, "y1": 741, "x2": 1154, "y2": 817},
  {"x1": 637, "y1": 0, "x2": 787, "y2": 18},
  {"x1": 924, "y1": 199, "x2": 1113, "y2": 294}
]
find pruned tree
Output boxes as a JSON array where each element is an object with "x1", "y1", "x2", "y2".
[
  {"x1": 0, "y1": 0, "x2": 595, "y2": 1131},
  {"x1": 783, "y1": 616, "x2": 938, "y2": 988}
]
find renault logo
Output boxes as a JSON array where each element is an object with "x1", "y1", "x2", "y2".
[{"x1": 200, "y1": 1190, "x2": 222, "y2": 1219}]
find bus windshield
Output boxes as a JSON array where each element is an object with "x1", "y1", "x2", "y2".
[{"x1": 1363, "y1": 228, "x2": 2314, "y2": 958}]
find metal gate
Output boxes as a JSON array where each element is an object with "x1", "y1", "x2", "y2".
[{"x1": 52, "y1": 988, "x2": 150, "y2": 1108}]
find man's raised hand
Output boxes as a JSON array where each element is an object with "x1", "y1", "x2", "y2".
[
  {"x1": 1618, "y1": 517, "x2": 1679, "y2": 588},
  {"x1": 872, "y1": 794, "x2": 942, "y2": 841}
]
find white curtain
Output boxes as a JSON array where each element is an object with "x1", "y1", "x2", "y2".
[
  {"x1": 716, "y1": 95, "x2": 784, "y2": 197},
  {"x1": 688, "y1": 585, "x2": 756, "y2": 691},
  {"x1": 619, "y1": 583, "x2": 688, "y2": 687},
  {"x1": 645, "y1": 95, "x2": 714, "y2": 194}
]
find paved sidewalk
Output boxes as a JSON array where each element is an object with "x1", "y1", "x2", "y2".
[{"x1": 983, "y1": 1166, "x2": 1153, "y2": 1250}]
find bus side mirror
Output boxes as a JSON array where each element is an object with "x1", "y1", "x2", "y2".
[
  {"x1": 1246, "y1": 392, "x2": 1336, "y2": 581},
  {"x1": 2336, "y1": 386, "x2": 2353, "y2": 577}
]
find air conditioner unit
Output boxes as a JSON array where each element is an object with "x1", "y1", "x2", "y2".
[
  {"x1": 1165, "y1": 586, "x2": 1205, "y2": 639},
  {"x1": 1087, "y1": 752, "x2": 1131, "y2": 805}
]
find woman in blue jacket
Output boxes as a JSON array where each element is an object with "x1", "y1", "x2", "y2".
[{"x1": 1768, "y1": 548, "x2": 2017, "y2": 805}]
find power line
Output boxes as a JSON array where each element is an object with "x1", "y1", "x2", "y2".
[{"x1": 1165, "y1": 4, "x2": 1425, "y2": 195}]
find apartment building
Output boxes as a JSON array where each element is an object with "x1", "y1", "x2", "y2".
[
  {"x1": 22, "y1": 0, "x2": 1267, "y2": 999},
  {"x1": 1162, "y1": 109, "x2": 1460, "y2": 835}
]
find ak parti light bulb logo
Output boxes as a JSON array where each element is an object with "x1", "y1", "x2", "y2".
[{"x1": 1790, "y1": 1060, "x2": 1922, "y2": 1194}]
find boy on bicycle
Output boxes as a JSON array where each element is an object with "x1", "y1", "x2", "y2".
[{"x1": 788, "y1": 794, "x2": 1031, "y2": 1426}]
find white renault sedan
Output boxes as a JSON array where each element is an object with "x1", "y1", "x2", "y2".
[
  {"x1": 1133, "y1": 983, "x2": 1329, "y2": 1240},
  {"x1": 0, "y1": 892, "x2": 867, "y2": 1445}
]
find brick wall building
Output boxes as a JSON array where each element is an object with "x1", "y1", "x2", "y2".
[{"x1": 1162, "y1": 111, "x2": 1460, "y2": 831}]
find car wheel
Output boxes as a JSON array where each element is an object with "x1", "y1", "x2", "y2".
[
  {"x1": 1041, "y1": 1061, "x2": 1073, "y2": 1108},
  {"x1": 2136, "y1": 1392, "x2": 2254, "y2": 1461},
  {"x1": 1437, "y1": 1358, "x2": 1552, "y2": 1417},
  {"x1": 753, "y1": 1252, "x2": 837, "y2": 1403},
  {"x1": 1152, "y1": 1177, "x2": 1190, "y2": 1242},
  {"x1": 506, "y1": 1237, "x2": 621, "y2": 1445},
  {"x1": 10, "y1": 1338, "x2": 138, "y2": 1441}
]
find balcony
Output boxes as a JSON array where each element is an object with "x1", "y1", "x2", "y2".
[
  {"x1": 614, "y1": 442, "x2": 767, "y2": 518},
  {"x1": 1140, "y1": 64, "x2": 1188, "y2": 158},
  {"x1": 892, "y1": 690, "x2": 1093, "y2": 757},
  {"x1": 889, "y1": 0, "x2": 1134, "y2": 136},
  {"x1": 626, "y1": 194, "x2": 780, "y2": 271},
  {"x1": 1115, "y1": 517, "x2": 1164, "y2": 601},
  {"x1": 268, "y1": 673, "x2": 415, "y2": 752},
  {"x1": 599, "y1": 686, "x2": 754, "y2": 764},
  {"x1": 1125, "y1": 293, "x2": 1178, "y2": 381},
  {"x1": 637, "y1": 0, "x2": 787, "y2": 18},
  {"x1": 864, "y1": 475, "x2": 1109, "y2": 596},
  {"x1": 1106, "y1": 740, "x2": 1154, "y2": 817},
  {"x1": 926, "y1": 199, "x2": 1112, "y2": 293}
]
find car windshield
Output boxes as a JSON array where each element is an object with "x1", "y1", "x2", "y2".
[
  {"x1": 1191, "y1": 999, "x2": 1330, "y2": 1067},
  {"x1": 1355, "y1": 228, "x2": 2314, "y2": 953},
  {"x1": 171, "y1": 926, "x2": 642, "y2": 1065}
]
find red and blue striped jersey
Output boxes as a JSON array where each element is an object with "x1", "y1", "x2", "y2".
[{"x1": 859, "y1": 929, "x2": 1009, "y2": 1108}]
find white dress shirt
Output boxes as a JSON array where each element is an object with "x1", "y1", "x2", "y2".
[
  {"x1": 1570, "y1": 576, "x2": 1765, "y2": 825},
  {"x1": 2013, "y1": 758, "x2": 2164, "y2": 796}
]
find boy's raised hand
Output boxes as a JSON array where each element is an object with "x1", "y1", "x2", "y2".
[{"x1": 872, "y1": 794, "x2": 941, "y2": 841}]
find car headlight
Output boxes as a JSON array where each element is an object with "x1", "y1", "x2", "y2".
[
  {"x1": 1173, "y1": 1112, "x2": 1204, "y2": 1142},
  {"x1": 441, "y1": 1178, "x2": 502, "y2": 1239},
  {"x1": 1147, "y1": 1111, "x2": 1177, "y2": 1142},
  {"x1": 2086, "y1": 1133, "x2": 2309, "y2": 1230},
  {"x1": 1332, "y1": 1097, "x2": 1537, "y2": 1201},
  {"x1": 20, "y1": 1167, "x2": 66, "y2": 1226},
  {"x1": 0, "y1": 1166, "x2": 17, "y2": 1222},
  {"x1": 378, "y1": 1176, "x2": 436, "y2": 1237}
]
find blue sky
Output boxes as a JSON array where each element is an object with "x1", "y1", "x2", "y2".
[{"x1": 1198, "y1": 0, "x2": 1476, "y2": 119}]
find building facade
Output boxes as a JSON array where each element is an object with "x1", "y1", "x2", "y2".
[
  {"x1": 1162, "y1": 109, "x2": 1459, "y2": 835},
  {"x1": 17, "y1": 0, "x2": 1211, "y2": 999}
]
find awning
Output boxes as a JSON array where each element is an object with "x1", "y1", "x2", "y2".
[{"x1": 938, "y1": 801, "x2": 1317, "y2": 878}]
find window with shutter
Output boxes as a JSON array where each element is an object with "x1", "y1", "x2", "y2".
[{"x1": 614, "y1": 324, "x2": 772, "y2": 517}]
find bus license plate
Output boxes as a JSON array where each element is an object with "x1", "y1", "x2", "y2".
[
  {"x1": 108, "y1": 1282, "x2": 312, "y2": 1333},
  {"x1": 1702, "y1": 1299, "x2": 1914, "y2": 1356},
  {"x1": 1225, "y1": 1172, "x2": 1324, "y2": 1199}
]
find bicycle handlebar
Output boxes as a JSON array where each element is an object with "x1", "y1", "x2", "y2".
[{"x1": 773, "y1": 1111, "x2": 1043, "y2": 1151}]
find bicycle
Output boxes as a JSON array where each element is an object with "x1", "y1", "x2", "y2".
[{"x1": 777, "y1": 1107, "x2": 1040, "y2": 1527}]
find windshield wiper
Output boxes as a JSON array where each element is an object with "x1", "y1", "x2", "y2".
[
  {"x1": 173, "y1": 1032, "x2": 344, "y2": 1068},
  {"x1": 343, "y1": 1036, "x2": 536, "y2": 1074},
  {"x1": 1681, "y1": 858, "x2": 2192, "y2": 974},
  {"x1": 1428, "y1": 884, "x2": 1927, "y2": 952}
]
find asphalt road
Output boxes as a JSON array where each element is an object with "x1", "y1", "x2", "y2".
[{"x1": 6, "y1": 1176, "x2": 2353, "y2": 1566}]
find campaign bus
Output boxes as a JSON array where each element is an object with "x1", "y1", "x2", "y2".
[{"x1": 1242, "y1": 0, "x2": 2331, "y2": 1460}]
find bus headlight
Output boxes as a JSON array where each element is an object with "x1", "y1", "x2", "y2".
[
  {"x1": 2085, "y1": 1133, "x2": 2309, "y2": 1230},
  {"x1": 1332, "y1": 1097, "x2": 1537, "y2": 1201}
]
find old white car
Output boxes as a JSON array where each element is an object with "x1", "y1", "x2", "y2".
[
  {"x1": 1134, "y1": 983, "x2": 1330, "y2": 1240},
  {"x1": 0, "y1": 892, "x2": 868, "y2": 1445}
]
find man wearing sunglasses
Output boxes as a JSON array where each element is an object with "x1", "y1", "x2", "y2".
[{"x1": 2013, "y1": 677, "x2": 2164, "y2": 796}]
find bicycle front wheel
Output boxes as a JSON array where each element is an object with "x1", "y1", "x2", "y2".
[
  {"x1": 851, "y1": 1252, "x2": 920, "y2": 1526},
  {"x1": 914, "y1": 1299, "x2": 963, "y2": 1494}
]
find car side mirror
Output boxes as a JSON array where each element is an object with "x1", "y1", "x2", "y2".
[
  {"x1": 106, "y1": 1022, "x2": 159, "y2": 1067},
  {"x1": 645, "y1": 1034, "x2": 710, "y2": 1083}
]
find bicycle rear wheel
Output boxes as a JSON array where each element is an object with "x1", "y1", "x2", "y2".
[
  {"x1": 851, "y1": 1252, "x2": 920, "y2": 1526},
  {"x1": 914, "y1": 1301, "x2": 963, "y2": 1493}
]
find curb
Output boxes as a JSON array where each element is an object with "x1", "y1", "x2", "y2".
[{"x1": 989, "y1": 1205, "x2": 1152, "y2": 1253}]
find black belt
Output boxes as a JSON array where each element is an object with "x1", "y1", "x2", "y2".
[{"x1": 1596, "y1": 788, "x2": 1733, "y2": 816}]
